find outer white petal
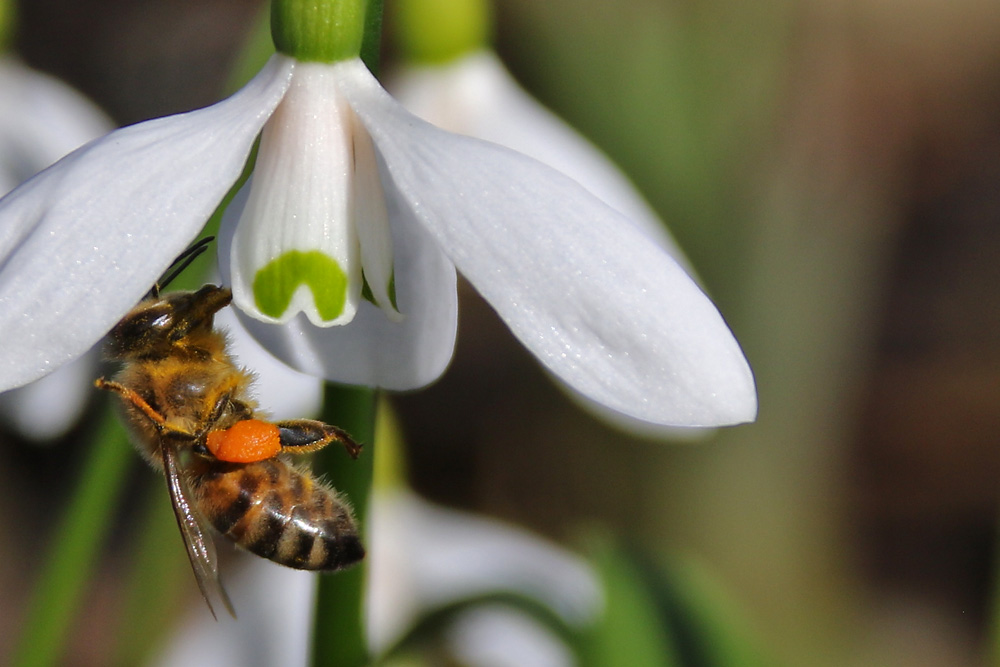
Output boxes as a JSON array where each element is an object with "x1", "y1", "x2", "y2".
[
  {"x1": 337, "y1": 60, "x2": 756, "y2": 426},
  {"x1": 0, "y1": 57, "x2": 114, "y2": 186},
  {"x1": 388, "y1": 51, "x2": 685, "y2": 264},
  {"x1": 392, "y1": 52, "x2": 713, "y2": 437},
  {"x1": 220, "y1": 177, "x2": 458, "y2": 390},
  {"x1": 0, "y1": 55, "x2": 295, "y2": 392},
  {"x1": 231, "y1": 62, "x2": 361, "y2": 327}
]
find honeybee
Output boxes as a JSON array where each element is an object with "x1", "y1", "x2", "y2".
[{"x1": 96, "y1": 277, "x2": 364, "y2": 618}]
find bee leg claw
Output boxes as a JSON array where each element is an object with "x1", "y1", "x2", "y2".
[{"x1": 276, "y1": 419, "x2": 362, "y2": 458}]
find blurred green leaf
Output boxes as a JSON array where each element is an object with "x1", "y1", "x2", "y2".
[
  {"x1": 11, "y1": 403, "x2": 134, "y2": 667},
  {"x1": 110, "y1": 481, "x2": 191, "y2": 667},
  {"x1": 579, "y1": 536, "x2": 682, "y2": 667},
  {"x1": 578, "y1": 535, "x2": 768, "y2": 667},
  {"x1": 639, "y1": 554, "x2": 768, "y2": 667}
]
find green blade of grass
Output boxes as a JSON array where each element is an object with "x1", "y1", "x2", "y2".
[{"x1": 11, "y1": 403, "x2": 134, "y2": 667}]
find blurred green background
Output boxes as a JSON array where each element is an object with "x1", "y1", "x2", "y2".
[{"x1": 4, "y1": 0, "x2": 1000, "y2": 665}]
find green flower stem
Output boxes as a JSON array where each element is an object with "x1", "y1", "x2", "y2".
[
  {"x1": 310, "y1": 384, "x2": 377, "y2": 667},
  {"x1": 12, "y1": 403, "x2": 134, "y2": 667},
  {"x1": 110, "y1": 484, "x2": 190, "y2": 667},
  {"x1": 360, "y1": 0, "x2": 383, "y2": 75},
  {"x1": 304, "y1": 0, "x2": 382, "y2": 659},
  {"x1": 271, "y1": 0, "x2": 367, "y2": 62}
]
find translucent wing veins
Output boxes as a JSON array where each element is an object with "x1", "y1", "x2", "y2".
[{"x1": 162, "y1": 441, "x2": 236, "y2": 619}]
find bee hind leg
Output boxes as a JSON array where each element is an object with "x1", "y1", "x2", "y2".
[{"x1": 275, "y1": 419, "x2": 362, "y2": 459}]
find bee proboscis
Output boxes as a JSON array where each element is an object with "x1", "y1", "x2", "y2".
[{"x1": 96, "y1": 282, "x2": 364, "y2": 618}]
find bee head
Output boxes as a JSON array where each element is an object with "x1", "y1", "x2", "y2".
[{"x1": 105, "y1": 284, "x2": 233, "y2": 359}]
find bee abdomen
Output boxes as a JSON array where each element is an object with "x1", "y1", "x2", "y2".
[{"x1": 196, "y1": 459, "x2": 364, "y2": 571}]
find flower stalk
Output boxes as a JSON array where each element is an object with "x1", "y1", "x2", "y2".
[
  {"x1": 271, "y1": 0, "x2": 367, "y2": 62},
  {"x1": 304, "y1": 2, "x2": 383, "y2": 663},
  {"x1": 310, "y1": 385, "x2": 377, "y2": 667}
]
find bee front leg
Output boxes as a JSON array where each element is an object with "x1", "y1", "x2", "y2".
[
  {"x1": 275, "y1": 420, "x2": 362, "y2": 459},
  {"x1": 95, "y1": 378, "x2": 197, "y2": 440},
  {"x1": 95, "y1": 378, "x2": 169, "y2": 428}
]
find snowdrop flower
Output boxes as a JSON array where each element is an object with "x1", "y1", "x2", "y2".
[
  {"x1": 0, "y1": 55, "x2": 113, "y2": 440},
  {"x1": 154, "y1": 490, "x2": 599, "y2": 667},
  {"x1": 366, "y1": 489, "x2": 600, "y2": 652},
  {"x1": 0, "y1": 0, "x2": 755, "y2": 427}
]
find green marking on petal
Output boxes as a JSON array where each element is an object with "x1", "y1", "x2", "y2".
[
  {"x1": 387, "y1": 270, "x2": 398, "y2": 311},
  {"x1": 360, "y1": 269, "x2": 400, "y2": 314},
  {"x1": 360, "y1": 274, "x2": 375, "y2": 306},
  {"x1": 253, "y1": 250, "x2": 348, "y2": 321}
]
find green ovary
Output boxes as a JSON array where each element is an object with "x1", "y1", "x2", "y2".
[{"x1": 253, "y1": 250, "x2": 349, "y2": 321}]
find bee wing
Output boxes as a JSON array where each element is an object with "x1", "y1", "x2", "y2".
[{"x1": 162, "y1": 441, "x2": 236, "y2": 619}]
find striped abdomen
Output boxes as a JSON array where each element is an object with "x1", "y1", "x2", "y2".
[{"x1": 192, "y1": 458, "x2": 364, "y2": 571}]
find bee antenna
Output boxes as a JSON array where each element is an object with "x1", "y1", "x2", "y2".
[{"x1": 149, "y1": 236, "x2": 216, "y2": 299}]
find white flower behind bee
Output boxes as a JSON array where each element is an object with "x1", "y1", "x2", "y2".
[{"x1": 153, "y1": 490, "x2": 600, "y2": 667}]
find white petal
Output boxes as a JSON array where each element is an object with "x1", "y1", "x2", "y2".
[
  {"x1": 0, "y1": 57, "x2": 114, "y2": 188},
  {"x1": 214, "y1": 306, "x2": 323, "y2": 421},
  {"x1": 367, "y1": 490, "x2": 601, "y2": 653},
  {"x1": 231, "y1": 62, "x2": 361, "y2": 327},
  {"x1": 392, "y1": 52, "x2": 715, "y2": 437},
  {"x1": 448, "y1": 609, "x2": 576, "y2": 667},
  {"x1": 220, "y1": 176, "x2": 458, "y2": 390},
  {"x1": 388, "y1": 51, "x2": 687, "y2": 266},
  {"x1": 0, "y1": 349, "x2": 99, "y2": 441},
  {"x1": 338, "y1": 60, "x2": 757, "y2": 426},
  {"x1": 351, "y1": 115, "x2": 399, "y2": 319},
  {"x1": 0, "y1": 55, "x2": 294, "y2": 392}
]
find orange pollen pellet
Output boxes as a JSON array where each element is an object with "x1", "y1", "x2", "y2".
[{"x1": 206, "y1": 419, "x2": 282, "y2": 463}]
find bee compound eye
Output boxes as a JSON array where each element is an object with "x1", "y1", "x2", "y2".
[{"x1": 108, "y1": 304, "x2": 179, "y2": 353}]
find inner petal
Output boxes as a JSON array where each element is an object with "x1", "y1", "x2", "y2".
[
  {"x1": 351, "y1": 110, "x2": 400, "y2": 320},
  {"x1": 231, "y1": 61, "x2": 362, "y2": 327}
]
